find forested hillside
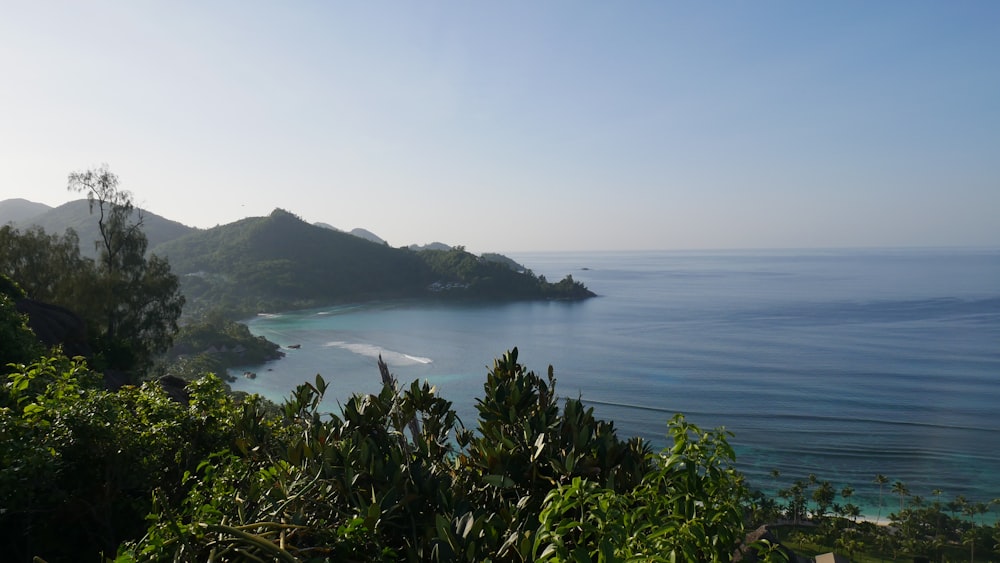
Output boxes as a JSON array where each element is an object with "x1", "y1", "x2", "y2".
[
  {"x1": 3, "y1": 198, "x2": 593, "y2": 314},
  {"x1": 12, "y1": 199, "x2": 193, "y2": 258},
  {"x1": 157, "y1": 208, "x2": 593, "y2": 316}
]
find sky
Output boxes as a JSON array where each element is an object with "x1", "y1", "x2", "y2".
[{"x1": 1, "y1": 2, "x2": 998, "y2": 252}]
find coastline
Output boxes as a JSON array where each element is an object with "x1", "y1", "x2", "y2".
[{"x1": 226, "y1": 249, "x2": 1000, "y2": 529}]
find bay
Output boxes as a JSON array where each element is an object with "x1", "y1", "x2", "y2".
[{"x1": 229, "y1": 248, "x2": 1000, "y2": 519}]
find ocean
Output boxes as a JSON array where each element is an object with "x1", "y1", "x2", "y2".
[{"x1": 229, "y1": 248, "x2": 1000, "y2": 519}]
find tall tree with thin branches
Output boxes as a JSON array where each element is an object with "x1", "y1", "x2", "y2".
[
  {"x1": 874, "y1": 474, "x2": 889, "y2": 523},
  {"x1": 67, "y1": 165, "x2": 184, "y2": 373},
  {"x1": 891, "y1": 480, "x2": 909, "y2": 514}
]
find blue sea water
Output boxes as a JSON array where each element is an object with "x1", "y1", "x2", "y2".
[{"x1": 230, "y1": 248, "x2": 1000, "y2": 519}]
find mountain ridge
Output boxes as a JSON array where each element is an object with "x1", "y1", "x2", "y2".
[
  {"x1": 4, "y1": 198, "x2": 413, "y2": 253},
  {"x1": 0, "y1": 198, "x2": 54, "y2": 226},
  {"x1": 2, "y1": 199, "x2": 195, "y2": 258},
  {"x1": 1, "y1": 199, "x2": 594, "y2": 314},
  {"x1": 155, "y1": 208, "x2": 593, "y2": 315}
]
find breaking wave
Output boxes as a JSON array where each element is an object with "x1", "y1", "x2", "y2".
[{"x1": 323, "y1": 341, "x2": 433, "y2": 366}]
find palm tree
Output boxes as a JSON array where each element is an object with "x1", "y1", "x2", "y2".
[
  {"x1": 950, "y1": 494, "x2": 967, "y2": 521},
  {"x1": 931, "y1": 489, "x2": 944, "y2": 541},
  {"x1": 874, "y1": 474, "x2": 889, "y2": 523},
  {"x1": 961, "y1": 502, "x2": 987, "y2": 563},
  {"x1": 812, "y1": 481, "x2": 836, "y2": 521},
  {"x1": 841, "y1": 485, "x2": 856, "y2": 523},
  {"x1": 841, "y1": 485, "x2": 855, "y2": 501},
  {"x1": 845, "y1": 503, "x2": 861, "y2": 524},
  {"x1": 891, "y1": 480, "x2": 909, "y2": 514}
]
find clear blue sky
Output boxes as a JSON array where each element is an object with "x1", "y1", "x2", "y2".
[{"x1": 2, "y1": 2, "x2": 998, "y2": 252}]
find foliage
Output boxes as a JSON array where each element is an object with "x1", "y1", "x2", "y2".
[
  {"x1": 7, "y1": 199, "x2": 193, "y2": 260},
  {"x1": 0, "y1": 276, "x2": 44, "y2": 371},
  {"x1": 112, "y1": 350, "x2": 767, "y2": 562},
  {"x1": 421, "y1": 248, "x2": 595, "y2": 301},
  {"x1": 12, "y1": 326, "x2": 991, "y2": 562},
  {"x1": 0, "y1": 224, "x2": 94, "y2": 305},
  {"x1": 120, "y1": 370, "x2": 463, "y2": 561},
  {"x1": 0, "y1": 352, "x2": 259, "y2": 562},
  {"x1": 764, "y1": 470, "x2": 1000, "y2": 562},
  {"x1": 480, "y1": 252, "x2": 529, "y2": 273},
  {"x1": 156, "y1": 209, "x2": 433, "y2": 316},
  {"x1": 158, "y1": 310, "x2": 284, "y2": 381},
  {"x1": 454, "y1": 348, "x2": 650, "y2": 559},
  {"x1": 67, "y1": 166, "x2": 185, "y2": 373},
  {"x1": 156, "y1": 211, "x2": 594, "y2": 317},
  {"x1": 531, "y1": 414, "x2": 749, "y2": 562},
  {"x1": 0, "y1": 169, "x2": 185, "y2": 378}
]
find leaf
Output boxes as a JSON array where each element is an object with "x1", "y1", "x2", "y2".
[
  {"x1": 532, "y1": 433, "x2": 546, "y2": 462},
  {"x1": 457, "y1": 511, "x2": 475, "y2": 539},
  {"x1": 483, "y1": 474, "x2": 515, "y2": 488}
]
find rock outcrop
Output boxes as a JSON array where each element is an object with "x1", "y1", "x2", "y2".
[
  {"x1": 16, "y1": 298, "x2": 92, "y2": 358},
  {"x1": 15, "y1": 297, "x2": 191, "y2": 404}
]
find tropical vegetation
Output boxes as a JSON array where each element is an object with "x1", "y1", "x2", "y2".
[
  {"x1": 156, "y1": 208, "x2": 593, "y2": 318},
  {"x1": 2, "y1": 169, "x2": 998, "y2": 562}
]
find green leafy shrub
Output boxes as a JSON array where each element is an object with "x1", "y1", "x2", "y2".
[
  {"x1": 1, "y1": 347, "x2": 782, "y2": 562},
  {"x1": 0, "y1": 355, "x2": 253, "y2": 562}
]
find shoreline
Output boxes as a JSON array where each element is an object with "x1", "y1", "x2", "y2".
[{"x1": 227, "y1": 267, "x2": 1000, "y2": 529}]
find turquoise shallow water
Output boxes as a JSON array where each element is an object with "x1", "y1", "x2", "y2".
[{"x1": 230, "y1": 248, "x2": 1000, "y2": 520}]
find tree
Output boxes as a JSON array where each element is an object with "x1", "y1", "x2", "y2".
[
  {"x1": 531, "y1": 415, "x2": 751, "y2": 562},
  {"x1": 67, "y1": 165, "x2": 184, "y2": 373},
  {"x1": 841, "y1": 484, "x2": 854, "y2": 502},
  {"x1": 0, "y1": 225, "x2": 93, "y2": 305},
  {"x1": 962, "y1": 501, "x2": 989, "y2": 563},
  {"x1": 782, "y1": 480, "x2": 808, "y2": 525},
  {"x1": 840, "y1": 485, "x2": 857, "y2": 523},
  {"x1": 874, "y1": 473, "x2": 889, "y2": 523},
  {"x1": 0, "y1": 276, "x2": 44, "y2": 371},
  {"x1": 812, "y1": 480, "x2": 836, "y2": 520},
  {"x1": 892, "y1": 480, "x2": 909, "y2": 514},
  {"x1": 0, "y1": 354, "x2": 252, "y2": 562}
]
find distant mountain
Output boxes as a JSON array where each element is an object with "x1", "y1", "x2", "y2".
[
  {"x1": 2, "y1": 198, "x2": 593, "y2": 313},
  {"x1": 8, "y1": 199, "x2": 195, "y2": 258},
  {"x1": 0, "y1": 198, "x2": 53, "y2": 226},
  {"x1": 348, "y1": 228, "x2": 386, "y2": 245},
  {"x1": 409, "y1": 242, "x2": 453, "y2": 252},
  {"x1": 156, "y1": 208, "x2": 593, "y2": 316},
  {"x1": 156, "y1": 209, "x2": 424, "y2": 313},
  {"x1": 315, "y1": 222, "x2": 389, "y2": 245}
]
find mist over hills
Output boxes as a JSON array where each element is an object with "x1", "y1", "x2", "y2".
[
  {"x1": 0, "y1": 198, "x2": 52, "y2": 225},
  {"x1": 314, "y1": 222, "x2": 398, "y2": 247}
]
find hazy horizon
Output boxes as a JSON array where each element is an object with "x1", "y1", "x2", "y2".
[{"x1": 3, "y1": 2, "x2": 998, "y2": 252}]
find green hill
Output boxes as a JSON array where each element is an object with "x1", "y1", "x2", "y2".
[
  {"x1": 0, "y1": 198, "x2": 53, "y2": 225},
  {"x1": 15, "y1": 199, "x2": 194, "y2": 258},
  {"x1": 156, "y1": 209, "x2": 593, "y2": 315}
]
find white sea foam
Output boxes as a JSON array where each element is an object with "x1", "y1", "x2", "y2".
[
  {"x1": 324, "y1": 341, "x2": 433, "y2": 366},
  {"x1": 402, "y1": 354, "x2": 433, "y2": 365},
  {"x1": 257, "y1": 313, "x2": 282, "y2": 318}
]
